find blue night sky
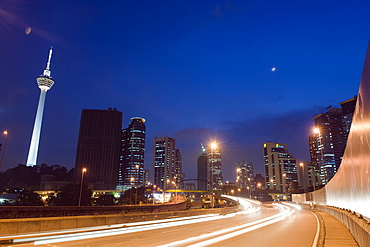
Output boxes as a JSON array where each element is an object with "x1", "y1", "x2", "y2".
[{"x1": 0, "y1": 0, "x2": 369, "y2": 181}]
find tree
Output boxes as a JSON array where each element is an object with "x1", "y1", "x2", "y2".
[
  {"x1": 119, "y1": 186, "x2": 150, "y2": 205},
  {"x1": 17, "y1": 190, "x2": 44, "y2": 206},
  {"x1": 54, "y1": 183, "x2": 92, "y2": 206},
  {"x1": 95, "y1": 194, "x2": 116, "y2": 206}
]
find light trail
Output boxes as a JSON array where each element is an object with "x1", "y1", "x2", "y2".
[
  {"x1": 30, "y1": 213, "x2": 238, "y2": 245},
  {"x1": 8, "y1": 196, "x2": 269, "y2": 246},
  {"x1": 158, "y1": 203, "x2": 296, "y2": 247},
  {"x1": 3, "y1": 214, "x2": 218, "y2": 241}
]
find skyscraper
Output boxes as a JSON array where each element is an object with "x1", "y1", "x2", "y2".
[
  {"x1": 236, "y1": 160, "x2": 254, "y2": 189},
  {"x1": 197, "y1": 152, "x2": 208, "y2": 191},
  {"x1": 174, "y1": 149, "x2": 183, "y2": 188},
  {"x1": 153, "y1": 136, "x2": 176, "y2": 190},
  {"x1": 26, "y1": 48, "x2": 55, "y2": 167},
  {"x1": 118, "y1": 117, "x2": 146, "y2": 190},
  {"x1": 263, "y1": 142, "x2": 298, "y2": 193},
  {"x1": 75, "y1": 108, "x2": 122, "y2": 190},
  {"x1": 208, "y1": 142, "x2": 223, "y2": 191},
  {"x1": 340, "y1": 96, "x2": 357, "y2": 145},
  {"x1": 310, "y1": 108, "x2": 345, "y2": 184}
]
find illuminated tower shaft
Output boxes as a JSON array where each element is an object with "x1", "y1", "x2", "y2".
[{"x1": 26, "y1": 48, "x2": 55, "y2": 167}]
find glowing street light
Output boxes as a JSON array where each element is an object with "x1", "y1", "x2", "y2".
[
  {"x1": 210, "y1": 142, "x2": 218, "y2": 149},
  {"x1": 78, "y1": 168, "x2": 87, "y2": 207},
  {"x1": 172, "y1": 181, "x2": 178, "y2": 201},
  {"x1": 0, "y1": 131, "x2": 8, "y2": 170},
  {"x1": 130, "y1": 177, "x2": 134, "y2": 204},
  {"x1": 152, "y1": 185, "x2": 156, "y2": 205},
  {"x1": 209, "y1": 141, "x2": 218, "y2": 208},
  {"x1": 300, "y1": 162, "x2": 306, "y2": 193}
]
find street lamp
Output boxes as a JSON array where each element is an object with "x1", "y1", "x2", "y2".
[
  {"x1": 257, "y1": 182, "x2": 262, "y2": 201},
  {"x1": 248, "y1": 178, "x2": 251, "y2": 199},
  {"x1": 270, "y1": 179, "x2": 275, "y2": 201},
  {"x1": 130, "y1": 177, "x2": 134, "y2": 205},
  {"x1": 300, "y1": 162, "x2": 306, "y2": 193},
  {"x1": 78, "y1": 168, "x2": 87, "y2": 206},
  {"x1": 209, "y1": 141, "x2": 218, "y2": 208},
  {"x1": 152, "y1": 185, "x2": 156, "y2": 205},
  {"x1": 172, "y1": 181, "x2": 177, "y2": 202},
  {"x1": 0, "y1": 131, "x2": 8, "y2": 170},
  {"x1": 283, "y1": 173, "x2": 286, "y2": 193}
]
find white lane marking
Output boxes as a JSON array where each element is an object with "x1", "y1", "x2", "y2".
[{"x1": 310, "y1": 210, "x2": 321, "y2": 247}]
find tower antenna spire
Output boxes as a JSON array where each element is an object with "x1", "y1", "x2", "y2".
[{"x1": 44, "y1": 47, "x2": 53, "y2": 77}]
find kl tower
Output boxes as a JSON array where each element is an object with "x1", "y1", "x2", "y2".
[{"x1": 26, "y1": 48, "x2": 55, "y2": 167}]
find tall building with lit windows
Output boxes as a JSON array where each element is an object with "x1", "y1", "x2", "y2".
[
  {"x1": 208, "y1": 142, "x2": 223, "y2": 191},
  {"x1": 174, "y1": 149, "x2": 184, "y2": 188},
  {"x1": 118, "y1": 117, "x2": 146, "y2": 190},
  {"x1": 153, "y1": 136, "x2": 176, "y2": 190},
  {"x1": 309, "y1": 98, "x2": 356, "y2": 185},
  {"x1": 236, "y1": 161, "x2": 254, "y2": 189},
  {"x1": 75, "y1": 108, "x2": 122, "y2": 190},
  {"x1": 263, "y1": 142, "x2": 298, "y2": 193},
  {"x1": 340, "y1": 96, "x2": 357, "y2": 146},
  {"x1": 310, "y1": 108, "x2": 345, "y2": 185}
]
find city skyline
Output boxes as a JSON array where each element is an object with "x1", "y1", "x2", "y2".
[{"x1": 0, "y1": 1, "x2": 369, "y2": 181}]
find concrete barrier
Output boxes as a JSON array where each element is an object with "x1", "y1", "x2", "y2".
[{"x1": 0, "y1": 201, "x2": 187, "y2": 219}]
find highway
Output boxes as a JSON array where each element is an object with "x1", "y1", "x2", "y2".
[{"x1": 4, "y1": 197, "x2": 319, "y2": 247}]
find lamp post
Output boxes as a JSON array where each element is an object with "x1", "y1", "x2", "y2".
[
  {"x1": 135, "y1": 165, "x2": 139, "y2": 205},
  {"x1": 152, "y1": 185, "x2": 156, "y2": 205},
  {"x1": 283, "y1": 173, "x2": 286, "y2": 193},
  {"x1": 270, "y1": 179, "x2": 275, "y2": 201},
  {"x1": 300, "y1": 162, "x2": 306, "y2": 193},
  {"x1": 130, "y1": 177, "x2": 134, "y2": 205},
  {"x1": 172, "y1": 181, "x2": 177, "y2": 202},
  {"x1": 248, "y1": 178, "x2": 251, "y2": 199},
  {"x1": 209, "y1": 141, "x2": 218, "y2": 208},
  {"x1": 78, "y1": 168, "x2": 87, "y2": 207},
  {"x1": 257, "y1": 182, "x2": 262, "y2": 201},
  {"x1": 0, "y1": 131, "x2": 8, "y2": 170}
]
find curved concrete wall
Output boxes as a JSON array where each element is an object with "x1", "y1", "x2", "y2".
[
  {"x1": 324, "y1": 41, "x2": 370, "y2": 219},
  {"x1": 293, "y1": 41, "x2": 370, "y2": 220}
]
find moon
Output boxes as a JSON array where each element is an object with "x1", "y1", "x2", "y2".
[
  {"x1": 25, "y1": 27, "x2": 32, "y2": 35},
  {"x1": 271, "y1": 67, "x2": 276, "y2": 71}
]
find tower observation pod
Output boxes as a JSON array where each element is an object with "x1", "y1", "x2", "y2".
[{"x1": 26, "y1": 48, "x2": 55, "y2": 167}]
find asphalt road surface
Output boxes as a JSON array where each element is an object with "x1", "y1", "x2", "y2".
[{"x1": 5, "y1": 197, "x2": 318, "y2": 247}]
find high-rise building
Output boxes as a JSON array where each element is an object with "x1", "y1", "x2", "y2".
[
  {"x1": 197, "y1": 152, "x2": 208, "y2": 191},
  {"x1": 118, "y1": 117, "x2": 146, "y2": 190},
  {"x1": 208, "y1": 142, "x2": 223, "y2": 191},
  {"x1": 236, "y1": 160, "x2": 254, "y2": 190},
  {"x1": 263, "y1": 142, "x2": 298, "y2": 193},
  {"x1": 26, "y1": 48, "x2": 55, "y2": 167},
  {"x1": 310, "y1": 108, "x2": 345, "y2": 184},
  {"x1": 153, "y1": 136, "x2": 176, "y2": 190},
  {"x1": 340, "y1": 96, "x2": 357, "y2": 145},
  {"x1": 75, "y1": 108, "x2": 122, "y2": 190},
  {"x1": 174, "y1": 149, "x2": 183, "y2": 188}
]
